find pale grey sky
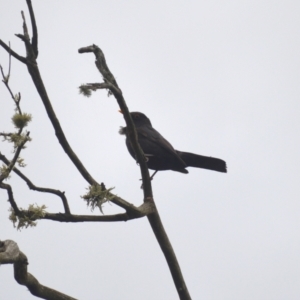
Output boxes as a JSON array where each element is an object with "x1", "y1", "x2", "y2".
[{"x1": 1, "y1": 1, "x2": 300, "y2": 299}]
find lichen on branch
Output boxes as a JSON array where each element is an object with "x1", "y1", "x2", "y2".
[
  {"x1": 81, "y1": 184, "x2": 115, "y2": 213},
  {"x1": 9, "y1": 204, "x2": 47, "y2": 230}
]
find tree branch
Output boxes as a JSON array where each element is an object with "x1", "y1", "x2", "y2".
[
  {"x1": 0, "y1": 40, "x2": 27, "y2": 64},
  {"x1": 0, "y1": 183, "x2": 154, "y2": 226},
  {"x1": 15, "y1": 11, "x2": 35, "y2": 61},
  {"x1": 0, "y1": 152, "x2": 150, "y2": 217},
  {"x1": 0, "y1": 65, "x2": 22, "y2": 115},
  {"x1": 0, "y1": 152, "x2": 71, "y2": 214},
  {"x1": 0, "y1": 182, "x2": 22, "y2": 215},
  {"x1": 79, "y1": 45, "x2": 191, "y2": 299},
  {"x1": 42, "y1": 202, "x2": 154, "y2": 222},
  {"x1": 21, "y1": 34, "x2": 99, "y2": 189},
  {"x1": 0, "y1": 240, "x2": 78, "y2": 300},
  {"x1": 0, "y1": 132, "x2": 30, "y2": 183},
  {"x1": 1, "y1": 4, "x2": 191, "y2": 298},
  {"x1": 1, "y1": 4, "x2": 145, "y2": 216},
  {"x1": 12, "y1": 9, "x2": 136, "y2": 211},
  {"x1": 26, "y1": 0, "x2": 38, "y2": 57},
  {"x1": 21, "y1": 47, "x2": 143, "y2": 212},
  {"x1": 147, "y1": 213, "x2": 191, "y2": 299},
  {"x1": 78, "y1": 45, "x2": 153, "y2": 199}
]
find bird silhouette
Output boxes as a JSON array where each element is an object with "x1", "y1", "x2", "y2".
[{"x1": 120, "y1": 111, "x2": 227, "y2": 177}]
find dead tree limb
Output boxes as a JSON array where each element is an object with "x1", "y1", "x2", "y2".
[{"x1": 0, "y1": 240, "x2": 77, "y2": 300}]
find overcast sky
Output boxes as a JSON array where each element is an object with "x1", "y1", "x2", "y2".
[{"x1": 1, "y1": 1, "x2": 300, "y2": 299}]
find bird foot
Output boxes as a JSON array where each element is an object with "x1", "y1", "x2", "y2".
[{"x1": 139, "y1": 170, "x2": 157, "y2": 189}]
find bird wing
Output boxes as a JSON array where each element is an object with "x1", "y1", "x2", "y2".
[{"x1": 137, "y1": 126, "x2": 187, "y2": 167}]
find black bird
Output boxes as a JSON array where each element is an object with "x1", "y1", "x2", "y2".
[{"x1": 119, "y1": 112, "x2": 227, "y2": 177}]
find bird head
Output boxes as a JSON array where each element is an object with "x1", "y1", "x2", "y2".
[
  {"x1": 119, "y1": 110, "x2": 152, "y2": 127},
  {"x1": 129, "y1": 112, "x2": 152, "y2": 127}
]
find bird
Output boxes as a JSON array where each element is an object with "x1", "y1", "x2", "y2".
[{"x1": 119, "y1": 111, "x2": 227, "y2": 178}]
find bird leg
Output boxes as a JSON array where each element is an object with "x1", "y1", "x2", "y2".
[
  {"x1": 140, "y1": 170, "x2": 158, "y2": 189},
  {"x1": 150, "y1": 170, "x2": 158, "y2": 180}
]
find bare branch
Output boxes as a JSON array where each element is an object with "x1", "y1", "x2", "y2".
[
  {"x1": 14, "y1": 11, "x2": 36, "y2": 62},
  {"x1": 0, "y1": 152, "x2": 71, "y2": 214},
  {"x1": 1, "y1": 61, "x2": 23, "y2": 114},
  {"x1": 0, "y1": 152, "x2": 151, "y2": 217},
  {"x1": 42, "y1": 202, "x2": 154, "y2": 222},
  {"x1": 0, "y1": 175, "x2": 153, "y2": 225},
  {"x1": 78, "y1": 45, "x2": 119, "y2": 88},
  {"x1": 8, "y1": 43, "x2": 12, "y2": 77},
  {"x1": 148, "y1": 213, "x2": 191, "y2": 299},
  {"x1": 0, "y1": 132, "x2": 30, "y2": 183},
  {"x1": 43, "y1": 213, "x2": 134, "y2": 222},
  {"x1": 21, "y1": 42, "x2": 99, "y2": 187},
  {"x1": 0, "y1": 240, "x2": 77, "y2": 300},
  {"x1": 0, "y1": 40, "x2": 27, "y2": 64},
  {"x1": 0, "y1": 182, "x2": 22, "y2": 215},
  {"x1": 0, "y1": 65, "x2": 15, "y2": 99},
  {"x1": 26, "y1": 0, "x2": 38, "y2": 57}
]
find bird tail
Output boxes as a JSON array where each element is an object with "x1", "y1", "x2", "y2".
[{"x1": 176, "y1": 151, "x2": 227, "y2": 173}]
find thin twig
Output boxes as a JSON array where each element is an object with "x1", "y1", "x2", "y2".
[
  {"x1": 0, "y1": 183, "x2": 21, "y2": 215},
  {"x1": 26, "y1": 0, "x2": 38, "y2": 57},
  {"x1": 0, "y1": 132, "x2": 30, "y2": 183},
  {"x1": 0, "y1": 153, "x2": 71, "y2": 214},
  {"x1": 0, "y1": 65, "x2": 15, "y2": 99},
  {"x1": 14, "y1": 11, "x2": 36, "y2": 62},
  {"x1": 8, "y1": 42, "x2": 12, "y2": 77},
  {"x1": 0, "y1": 59, "x2": 23, "y2": 114},
  {"x1": 0, "y1": 40, "x2": 27, "y2": 64}
]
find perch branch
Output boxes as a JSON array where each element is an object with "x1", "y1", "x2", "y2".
[
  {"x1": 79, "y1": 45, "x2": 191, "y2": 299},
  {"x1": 78, "y1": 45, "x2": 153, "y2": 199}
]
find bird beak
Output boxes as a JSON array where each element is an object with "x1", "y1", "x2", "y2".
[{"x1": 118, "y1": 109, "x2": 123, "y2": 114}]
